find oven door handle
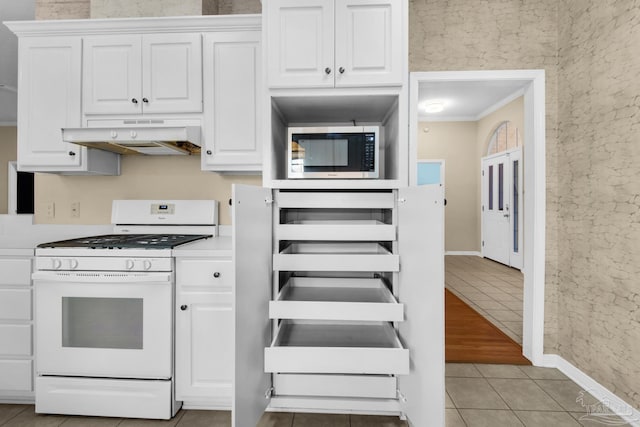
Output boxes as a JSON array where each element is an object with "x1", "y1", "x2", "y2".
[{"x1": 32, "y1": 271, "x2": 172, "y2": 284}]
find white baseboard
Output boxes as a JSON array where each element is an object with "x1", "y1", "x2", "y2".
[
  {"x1": 541, "y1": 354, "x2": 640, "y2": 426},
  {"x1": 444, "y1": 251, "x2": 481, "y2": 256}
]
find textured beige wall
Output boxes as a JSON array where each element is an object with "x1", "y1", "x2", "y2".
[
  {"x1": 0, "y1": 127, "x2": 18, "y2": 215},
  {"x1": 557, "y1": 1, "x2": 640, "y2": 410},
  {"x1": 410, "y1": 0, "x2": 560, "y2": 354},
  {"x1": 90, "y1": 0, "x2": 205, "y2": 18},
  {"x1": 418, "y1": 121, "x2": 478, "y2": 252},
  {"x1": 218, "y1": 0, "x2": 260, "y2": 15}
]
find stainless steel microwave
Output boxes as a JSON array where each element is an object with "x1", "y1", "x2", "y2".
[{"x1": 287, "y1": 126, "x2": 380, "y2": 179}]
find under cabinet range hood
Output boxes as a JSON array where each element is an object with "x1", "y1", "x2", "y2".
[{"x1": 62, "y1": 125, "x2": 201, "y2": 156}]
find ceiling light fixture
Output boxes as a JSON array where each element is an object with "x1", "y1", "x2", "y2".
[{"x1": 424, "y1": 101, "x2": 445, "y2": 114}]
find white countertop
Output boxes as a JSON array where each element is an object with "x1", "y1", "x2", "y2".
[
  {"x1": 0, "y1": 223, "x2": 113, "y2": 256},
  {"x1": 173, "y1": 236, "x2": 232, "y2": 258}
]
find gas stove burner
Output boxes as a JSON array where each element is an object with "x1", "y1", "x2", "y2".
[{"x1": 38, "y1": 234, "x2": 212, "y2": 249}]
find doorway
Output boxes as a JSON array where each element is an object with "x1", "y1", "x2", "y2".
[
  {"x1": 481, "y1": 147, "x2": 523, "y2": 269},
  {"x1": 410, "y1": 70, "x2": 546, "y2": 365}
]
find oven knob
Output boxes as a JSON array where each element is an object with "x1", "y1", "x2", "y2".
[
  {"x1": 125, "y1": 259, "x2": 135, "y2": 270},
  {"x1": 143, "y1": 260, "x2": 152, "y2": 270},
  {"x1": 52, "y1": 259, "x2": 62, "y2": 270},
  {"x1": 180, "y1": 305, "x2": 188, "y2": 311},
  {"x1": 69, "y1": 259, "x2": 79, "y2": 270}
]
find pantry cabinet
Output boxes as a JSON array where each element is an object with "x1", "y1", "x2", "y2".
[
  {"x1": 232, "y1": 183, "x2": 445, "y2": 427},
  {"x1": 175, "y1": 257, "x2": 233, "y2": 409},
  {"x1": 0, "y1": 256, "x2": 34, "y2": 401},
  {"x1": 265, "y1": 0, "x2": 404, "y2": 88},
  {"x1": 82, "y1": 33, "x2": 202, "y2": 116},
  {"x1": 14, "y1": 36, "x2": 119, "y2": 174},
  {"x1": 202, "y1": 31, "x2": 262, "y2": 172}
]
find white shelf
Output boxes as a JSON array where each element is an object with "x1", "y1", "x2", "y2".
[
  {"x1": 264, "y1": 320, "x2": 408, "y2": 375},
  {"x1": 273, "y1": 373, "x2": 397, "y2": 399},
  {"x1": 277, "y1": 220, "x2": 395, "y2": 241},
  {"x1": 276, "y1": 191, "x2": 395, "y2": 209},
  {"x1": 273, "y1": 243, "x2": 399, "y2": 272},
  {"x1": 269, "y1": 277, "x2": 403, "y2": 321}
]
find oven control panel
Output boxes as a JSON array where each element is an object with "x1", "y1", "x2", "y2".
[
  {"x1": 150, "y1": 203, "x2": 175, "y2": 215},
  {"x1": 35, "y1": 257, "x2": 173, "y2": 272}
]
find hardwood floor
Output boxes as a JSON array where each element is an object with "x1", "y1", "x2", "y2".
[{"x1": 445, "y1": 289, "x2": 530, "y2": 365}]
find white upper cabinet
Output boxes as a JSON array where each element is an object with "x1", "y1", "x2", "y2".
[
  {"x1": 266, "y1": 0, "x2": 404, "y2": 88},
  {"x1": 202, "y1": 31, "x2": 262, "y2": 172},
  {"x1": 83, "y1": 33, "x2": 203, "y2": 116},
  {"x1": 16, "y1": 36, "x2": 119, "y2": 174}
]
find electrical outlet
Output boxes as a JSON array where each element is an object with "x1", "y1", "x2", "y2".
[
  {"x1": 46, "y1": 202, "x2": 55, "y2": 219},
  {"x1": 71, "y1": 202, "x2": 80, "y2": 218}
]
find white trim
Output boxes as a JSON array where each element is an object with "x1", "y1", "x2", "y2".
[
  {"x1": 541, "y1": 355, "x2": 640, "y2": 427},
  {"x1": 410, "y1": 69, "x2": 546, "y2": 367},
  {"x1": 476, "y1": 88, "x2": 525, "y2": 121},
  {"x1": 7, "y1": 161, "x2": 17, "y2": 215},
  {"x1": 444, "y1": 251, "x2": 481, "y2": 256}
]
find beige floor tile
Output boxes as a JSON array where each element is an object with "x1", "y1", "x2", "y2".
[
  {"x1": 292, "y1": 413, "x2": 349, "y2": 427},
  {"x1": 485, "y1": 309, "x2": 522, "y2": 322},
  {"x1": 518, "y1": 366, "x2": 568, "y2": 380},
  {"x1": 350, "y1": 414, "x2": 407, "y2": 426},
  {"x1": 515, "y1": 410, "x2": 581, "y2": 426},
  {"x1": 535, "y1": 380, "x2": 599, "y2": 412},
  {"x1": 488, "y1": 379, "x2": 563, "y2": 411},
  {"x1": 500, "y1": 301, "x2": 524, "y2": 311},
  {"x1": 445, "y1": 377, "x2": 509, "y2": 409},
  {"x1": 570, "y1": 412, "x2": 633, "y2": 426},
  {"x1": 445, "y1": 392, "x2": 455, "y2": 408},
  {"x1": 2, "y1": 405, "x2": 67, "y2": 427},
  {"x1": 174, "y1": 409, "x2": 228, "y2": 427},
  {"x1": 0, "y1": 405, "x2": 29, "y2": 425},
  {"x1": 445, "y1": 409, "x2": 466, "y2": 427},
  {"x1": 474, "y1": 364, "x2": 527, "y2": 379},
  {"x1": 501, "y1": 320, "x2": 523, "y2": 333},
  {"x1": 257, "y1": 412, "x2": 294, "y2": 427},
  {"x1": 445, "y1": 363, "x2": 483, "y2": 378},
  {"x1": 474, "y1": 300, "x2": 509, "y2": 310},
  {"x1": 59, "y1": 415, "x2": 123, "y2": 427},
  {"x1": 459, "y1": 409, "x2": 524, "y2": 427}
]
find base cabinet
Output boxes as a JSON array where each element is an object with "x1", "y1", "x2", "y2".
[
  {"x1": 0, "y1": 257, "x2": 34, "y2": 401},
  {"x1": 175, "y1": 258, "x2": 233, "y2": 409},
  {"x1": 232, "y1": 184, "x2": 445, "y2": 427}
]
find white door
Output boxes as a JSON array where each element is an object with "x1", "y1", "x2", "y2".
[
  {"x1": 83, "y1": 35, "x2": 142, "y2": 115},
  {"x1": 232, "y1": 184, "x2": 273, "y2": 427},
  {"x1": 202, "y1": 31, "x2": 261, "y2": 171},
  {"x1": 266, "y1": 0, "x2": 334, "y2": 88},
  {"x1": 142, "y1": 33, "x2": 203, "y2": 114},
  {"x1": 17, "y1": 37, "x2": 83, "y2": 169},
  {"x1": 397, "y1": 185, "x2": 445, "y2": 426},
  {"x1": 33, "y1": 271, "x2": 172, "y2": 379},
  {"x1": 481, "y1": 148, "x2": 523, "y2": 269},
  {"x1": 334, "y1": 0, "x2": 403, "y2": 87}
]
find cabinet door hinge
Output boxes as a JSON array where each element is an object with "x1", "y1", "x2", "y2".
[
  {"x1": 482, "y1": 240, "x2": 485, "y2": 247},
  {"x1": 264, "y1": 386, "x2": 274, "y2": 398},
  {"x1": 482, "y1": 170, "x2": 484, "y2": 176}
]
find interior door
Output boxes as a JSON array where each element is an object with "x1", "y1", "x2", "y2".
[
  {"x1": 481, "y1": 148, "x2": 522, "y2": 269},
  {"x1": 396, "y1": 185, "x2": 445, "y2": 427},
  {"x1": 232, "y1": 184, "x2": 273, "y2": 427}
]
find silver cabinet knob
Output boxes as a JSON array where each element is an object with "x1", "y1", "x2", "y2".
[
  {"x1": 68, "y1": 151, "x2": 76, "y2": 156},
  {"x1": 206, "y1": 150, "x2": 212, "y2": 155},
  {"x1": 339, "y1": 67, "x2": 345, "y2": 74},
  {"x1": 324, "y1": 67, "x2": 332, "y2": 75},
  {"x1": 131, "y1": 98, "x2": 138, "y2": 104},
  {"x1": 142, "y1": 98, "x2": 149, "y2": 103},
  {"x1": 213, "y1": 272, "x2": 220, "y2": 278}
]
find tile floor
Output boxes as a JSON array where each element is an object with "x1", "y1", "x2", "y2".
[
  {"x1": 445, "y1": 255, "x2": 524, "y2": 344},
  {"x1": 0, "y1": 365, "x2": 631, "y2": 427}
]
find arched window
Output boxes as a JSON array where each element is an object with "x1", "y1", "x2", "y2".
[{"x1": 487, "y1": 121, "x2": 519, "y2": 155}]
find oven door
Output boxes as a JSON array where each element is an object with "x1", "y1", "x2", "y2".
[{"x1": 33, "y1": 271, "x2": 173, "y2": 379}]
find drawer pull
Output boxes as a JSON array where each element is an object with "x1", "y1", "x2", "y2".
[
  {"x1": 180, "y1": 305, "x2": 188, "y2": 311},
  {"x1": 213, "y1": 272, "x2": 221, "y2": 278}
]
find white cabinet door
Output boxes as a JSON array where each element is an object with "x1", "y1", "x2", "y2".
[
  {"x1": 17, "y1": 37, "x2": 83, "y2": 169},
  {"x1": 83, "y1": 33, "x2": 202, "y2": 116},
  {"x1": 232, "y1": 184, "x2": 272, "y2": 427},
  {"x1": 334, "y1": 0, "x2": 404, "y2": 87},
  {"x1": 202, "y1": 32, "x2": 261, "y2": 171},
  {"x1": 266, "y1": 0, "x2": 334, "y2": 88},
  {"x1": 83, "y1": 35, "x2": 142, "y2": 115},
  {"x1": 142, "y1": 33, "x2": 203, "y2": 114},
  {"x1": 175, "y1": 292, "x2": 233, "y2": 405},
  {"x1": 396, "y1": 185, "x2": 445, "y2": 426}
]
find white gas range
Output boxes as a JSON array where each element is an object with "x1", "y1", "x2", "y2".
[{"x1": 32, "y1": 200, "x2": 218, "y2": 420}]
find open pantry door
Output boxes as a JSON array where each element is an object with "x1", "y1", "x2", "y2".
[
  {"x1": 396, "y1": 184, "x2": 445, "y2": 427},
  {"x1": 232, "y1": 184, "x2": 273, "y2": 427}
]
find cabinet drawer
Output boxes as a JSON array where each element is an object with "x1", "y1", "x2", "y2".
[
  {"x1": 0, "y1": 325, "x2": 32, "y2": 356},
  {"x1": 0, "y1": 289, "x2": 31, "y2": 320},
  {"x1": 0, "y1": 259, "x2": 32, "y2": 286},
  {"x1": 264, "y1": 321, "x2": 408, "y2": 375},
  {"x1": 277, "y1": 192, "x2": 395, "y2": 209},
  {"x1": 273, "y1": 373, "x2": 397, "y2": 399},
  {"x1": 277, "y1": 220, "x2": 395, "y2": 241},
  {"x1": 177, "y1": 259, "x2": 233, "y2": 289},
  {"x1": 0, "y1": 360, "x2": 32, "y2": 391},
  {"x1": 270, "y1": 277, "x2": 403, "y2": 321},
  {"x1": 274, "y1": 243, "x2": 399, "y2": 272}
]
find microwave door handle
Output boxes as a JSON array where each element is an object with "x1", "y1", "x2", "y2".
[{"x1": 31, "y1": 271, "x2": 171, "y2": 284}]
